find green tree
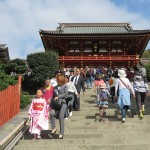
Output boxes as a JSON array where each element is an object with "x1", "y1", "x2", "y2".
[
  {"x1": 4, "y1": 58, "x2": 27, "y2": 75},
  {"x1": 142, "y1": 49, "x2": 150, "y2": 58},
  {"x1": 145, "y1": 62, "x2": 150, "y2": 81},
  {"x1": 0, "y1": 62, "x2": 17, "y2": 90},
  {"x1": 23, "y1": 50, "x2": 59, "y2": 93}
]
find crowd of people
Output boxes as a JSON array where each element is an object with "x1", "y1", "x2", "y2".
[{"x1": 27, "y1": 61, "x2": 149, "y2": 139}]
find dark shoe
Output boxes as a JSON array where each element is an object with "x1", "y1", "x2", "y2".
[
  {"x1": 103, "y1": 111, "x2": 106, "y2": 117},
  {"x1": 75, "y1": 109, "x2": 81, "y2": 111}
]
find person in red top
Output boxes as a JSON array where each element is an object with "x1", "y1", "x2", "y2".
[
  {"x1": 94, "y1": 74, "x2": 105, "y2": 93},
  {"x1": 42, "y1": 77, "x2": 54, "y2": 110}
]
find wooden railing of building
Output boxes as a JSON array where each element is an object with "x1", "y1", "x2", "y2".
[
  {"x1": 0, "y1": 76, "x2": 21, "y2": 126},
  {"x1": 59, "y1": 55, "x2": 139, "y2": 61}
]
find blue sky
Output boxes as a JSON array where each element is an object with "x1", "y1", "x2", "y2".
[
  {"x1": 0, "y1": 0, "x2": 150, "y2": 59},
  {"x1": 114, "y1": 0, "x2": 150, "y2": 18}
]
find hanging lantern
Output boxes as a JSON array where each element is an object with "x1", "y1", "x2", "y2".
[{"x1": 93, "y1": 42, "x2": 99, "y2": 53}]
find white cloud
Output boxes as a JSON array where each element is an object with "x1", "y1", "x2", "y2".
[{"x1": 0, "y1": 0, "x2": 150, "y2": 59}]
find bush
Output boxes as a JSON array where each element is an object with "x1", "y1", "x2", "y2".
[
  {"x1": 0, "y1": 62, "x2": 17, "y2": 91},
  {"x1": 0, "y1": 73, "x2": 17, "y2": 90},
  {"x1": 23, "y1": 50, "x2": 59, "y2": 92},
  {"x1": 20, "y1": 91, "x2": 31, "y2": 109}
]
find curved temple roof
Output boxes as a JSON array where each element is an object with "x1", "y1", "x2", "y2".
[{"x1": 40, "y1": 23, "x2": 150, "y2": 35}]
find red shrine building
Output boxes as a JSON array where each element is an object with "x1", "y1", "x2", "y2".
[{"x1": 39, "y1": 23, "x2": 150, "y2": 68}]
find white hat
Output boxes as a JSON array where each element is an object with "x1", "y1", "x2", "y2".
[{"x1": 118, "y1": 70, "x2": 127, "y2": 77}]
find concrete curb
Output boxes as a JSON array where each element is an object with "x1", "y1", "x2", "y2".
[{"x1": 0, "y1": 115, "x2": 27, "y2": 150}]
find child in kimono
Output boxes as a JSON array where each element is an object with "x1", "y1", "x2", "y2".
[
  {"x1": 28, "y1": 89, "x2": 49, "y2": 139},
  {"x1": 97, "y1": 84, "x2": 110, "y2": 121}
]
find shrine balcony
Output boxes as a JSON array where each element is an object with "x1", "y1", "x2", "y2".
[{"x1": 59, "y1": 55, "x2": 139, "y2": 62}]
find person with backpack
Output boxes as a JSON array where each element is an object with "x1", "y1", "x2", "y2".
[
  {"x1": 139, "y1": 61, "x2": 147, "y2": 82},
  {"x1": 115, "y1": 70, "x2": 135, "y2": 123},
  {"x1": 97, "y1": 84, "x2": 110, "y2": 121},
  {"x1": 133, "y1": 66, "x2": 149, "y2": 119},
  {"x1": 94, "y1": 74, "x2": 105, "y2": 93}
]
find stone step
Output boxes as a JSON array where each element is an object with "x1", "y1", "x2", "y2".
[
  {"x1": 70, "y1": 110, "x2": 120, "y2": 115},
  {"x1": 13, "y1": 144, "x2": 150, "y2": 150},
  {"x1": 64, "y1": 119, "x2": 150, "y2": 125},
  {"x1": 16, "y1": 137, "x2": 150, "y2": 146},
  {"x1": 23, "y1": 133, "x2": 150, "y2": 140},
  {"x1": 23, "y1": 128, "x2": 150, "y2": 135}
]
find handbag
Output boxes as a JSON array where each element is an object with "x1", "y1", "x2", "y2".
[
  {"x1": 50, "y1": 98, "x2": 62, "y2": 110},
  {"x1": 65, "y1": 92, "x2": 73, "y2": 102},
  {"x1": 65, "y1": 95, "x2": 72, "y2": 102}
]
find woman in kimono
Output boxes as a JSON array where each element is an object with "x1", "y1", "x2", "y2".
[
  {"x1": 115, "y1": 70, "x2": 135, "y2": 123},
  {"x1": 28, "y1": 89, "x2": 49, "y2": 139}
]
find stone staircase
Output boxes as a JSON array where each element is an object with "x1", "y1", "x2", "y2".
[{"x1": 13, "y1": 89, "x2": 150, "y2": 150}]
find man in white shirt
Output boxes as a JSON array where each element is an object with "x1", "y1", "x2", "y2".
[{"x1": 50, "y1": 70, "x2": 61, "y2": 87}]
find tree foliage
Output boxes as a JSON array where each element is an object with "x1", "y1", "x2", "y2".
[
  {"x1": 142, "y1": 49, "x2": 150, "y2": 58},
  {"x1": 145, "y1": 62, "x2": 150, "y2": 81},
  {"x1": 0, "y1": 62, "x2": 17, "y2": 91},
  {"x1": 20, "y1": 91, "x2": 31, "y2": 109},
  {"x1": 4, "y1": 58, "x2": 27, "y2": 75},
  {"x1": 23, "y1": 51, "x2": 59, "y2": 93}
]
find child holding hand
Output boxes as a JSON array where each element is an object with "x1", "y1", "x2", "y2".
[{"x1": 28, "y1": 89, "x2": 49, "y2": 139}]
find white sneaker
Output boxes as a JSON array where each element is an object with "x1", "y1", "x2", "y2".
[
  {"x1": 37, "y1": 135, "x2": 41, "y2": 139},
  {"x1": 69, "y1": 112, "x2": 72, "y2": 117},
  {"x1": 122, "y1": 118, "x2": 126, "y2": 123},
  {"x1": 65, "y1": 117, "x2": 68, "y2": 120},
  {"x1": 127, "y1": 109, "x2": 131, "y2": 116}
]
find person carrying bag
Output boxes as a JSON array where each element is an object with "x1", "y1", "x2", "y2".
[
  {"x1": 50, "y1": 74, "x2": 68, "y2": 139},
  {"x1": 115, "y1": 70, "x2": 135, "y2": 123}
]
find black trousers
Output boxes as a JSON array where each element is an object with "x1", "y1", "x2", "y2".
[
  {"x1": 73, "y1": 93, "x2": 80, "y2": 111},
  {"x1": 135, "y1": 92, "x2": 146, "y2": 111}
]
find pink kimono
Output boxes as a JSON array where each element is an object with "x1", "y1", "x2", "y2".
[{"x1": 28, "y1": 97, "x2": 49, "y2": 136}]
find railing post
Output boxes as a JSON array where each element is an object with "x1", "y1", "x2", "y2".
[
  {"x1": 18, "y1": 76, "x2": 22, "y2": 112},
  {"x1": 18, "y1": 76, "x2": 21, "y2": 95}
]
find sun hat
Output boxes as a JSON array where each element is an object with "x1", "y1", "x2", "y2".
[
  {"x1": 99, "y1": 84, "x2": 107, "y2": 89},
  {"x1": 118, "y1": 69, "x2": 127, "y2": 77}
]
